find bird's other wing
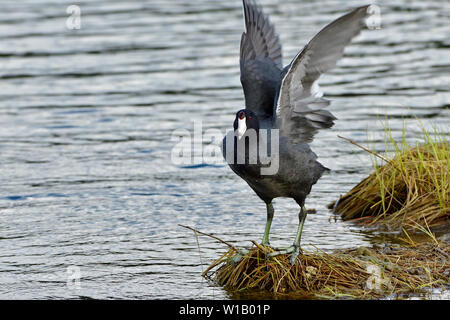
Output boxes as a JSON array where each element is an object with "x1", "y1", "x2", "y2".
[
  {"x1": 275, "y1": 5, "x2": 371, "y2": 143},
  {"x1": 240, "y1": 0, "x2": 283, "y2": 118}
]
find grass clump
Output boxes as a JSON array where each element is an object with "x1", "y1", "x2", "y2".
[
  {"x1": 329, "y1": 124, "x2": 449, "y2": 230},
  {"x1": 203, "y1": 241, "x2": 449, "y2": 299}
]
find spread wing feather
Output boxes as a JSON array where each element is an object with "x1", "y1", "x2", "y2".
[
  {"x1": 275, "y1": 5, "x2": 371, "y2": 143},
  {"x1": 240, "y1": 0, "x2": 283, "y2": 118}
]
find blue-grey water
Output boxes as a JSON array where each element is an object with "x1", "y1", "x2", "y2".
[{"x1": 0, "y1": 0, "x2": 448, "y2": 299}]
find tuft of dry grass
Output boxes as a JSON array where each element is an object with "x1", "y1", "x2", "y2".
[
  {"x1": 329, "y1": 124, "x2": 449, "y2": 230},
  {"x1": 203, "y1": 241, "x2": 449, "y2": 299}
]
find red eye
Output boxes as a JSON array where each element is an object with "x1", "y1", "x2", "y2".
[
  {"x1": 238, "y1": 111, "x2": 245, "y2": 119},
  {"x1": 248, "y1": 116, "x2": 252, "y2": 120}
]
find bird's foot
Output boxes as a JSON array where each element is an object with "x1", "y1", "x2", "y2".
[
  {"x1": 229, "y1": 248, "x2": 249, "y2": 264},
  {"x1": 267, "y1": 245, "x2": 301, "y2": 265},
  {"x1": 289, "y1": 245, "x2": 300, "y2": 265},
  {"x1": 261, "y1": 241, "x2": 270, "y2": 247}
]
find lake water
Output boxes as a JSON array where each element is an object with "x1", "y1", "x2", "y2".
[{"x1": 0, "y1": 0, "x2": 448, "y2": 299}]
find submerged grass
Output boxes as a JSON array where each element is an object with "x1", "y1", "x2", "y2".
[
  {"x1": 329, "y1": 123, "x2": 449, "y2": 230},
  {"x1": 203, "y1": 240, "x2": 449, "y2": 299}
]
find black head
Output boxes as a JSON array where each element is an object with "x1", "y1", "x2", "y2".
[{"x1": 233, "y1": 109, "x2": 259, "y2": 139}]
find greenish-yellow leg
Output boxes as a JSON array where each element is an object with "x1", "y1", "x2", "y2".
[
  {"x1": 290, "y1": 205, "x2": 307, "y2": 264},
  {"x1": 230, "y1": 202, "x2": 274, "y2": 264},
  {"x1": 262, "y1": 202, "x2": 274, "y2": 246},
  {"x1": 268, "y1": 205, "x2": 307, "y2": 265},
  {"x1": 294, "y1": 205, "x2": 307, "y2": 246}
]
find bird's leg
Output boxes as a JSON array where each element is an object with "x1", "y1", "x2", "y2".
[
  {"x1": 230, "y1": 202, "x2": 273, "y2": 264},
  {"x1": 267, "y1": 205, "x2": 307, "y2": 265},
  {"x1": 289, "y1": 205, "x2": 307, "y2": 265},
  {"x1": 229, "y1": 248, "x2": 250, "y2": 264},
  {"x1": 262, "y1": 202, "x2": 274, "y2": 246}
]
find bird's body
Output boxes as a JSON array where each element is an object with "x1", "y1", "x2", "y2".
[
  {"x1": 227, "y1": 137, "x2": 327, "y2": 206},
  {"x1": 222, "y1": 0, "x2": 371, "y2": 264}
]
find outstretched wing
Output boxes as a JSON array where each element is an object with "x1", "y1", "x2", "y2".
[
  {"x1": 275, "y1": 5, "x2": 371, "y2": 143},
  {"x1": 240, "y1": 0, "x2": 283, "y2": 118}
]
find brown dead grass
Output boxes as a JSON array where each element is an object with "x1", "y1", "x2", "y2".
[
  {"x1": 203, "y1": 241, "x2": 449, "y2": 299},
  {"x1": 329, "y1": 128, "x2": 449, "y2": 231}
]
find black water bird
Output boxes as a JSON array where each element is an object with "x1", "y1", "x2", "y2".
[{"x1": 222, "y1": 0, "x2": 371, "y2": 264}]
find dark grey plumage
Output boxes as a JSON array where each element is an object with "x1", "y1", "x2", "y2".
[{"x1": 223, "y1": 0, "x2": 371, "y2": 264}]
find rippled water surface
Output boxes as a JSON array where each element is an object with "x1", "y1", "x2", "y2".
[{"x1": 0, "y1": 0, "x2": 448, "y2": 299}]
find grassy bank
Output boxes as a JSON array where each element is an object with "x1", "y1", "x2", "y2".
[
  {"x1": 203, "y1": 240, "x2": 448, "y2": 299},
  {"x1": 329, "y1": 123, "x2": 449, "y2": 231}
]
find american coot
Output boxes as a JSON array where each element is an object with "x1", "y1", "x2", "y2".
[{"x1": 222, "y1": 0, "x2": 371, "y2": 264}]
